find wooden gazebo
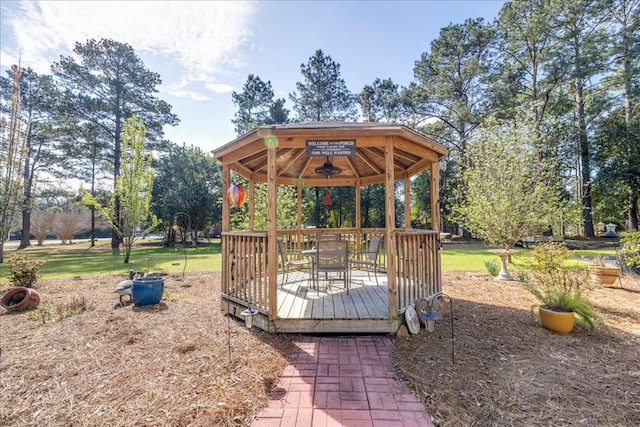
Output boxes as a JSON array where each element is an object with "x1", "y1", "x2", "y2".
[{"x1": 213, "y1": 122, "x2": 448, "y2": 333}]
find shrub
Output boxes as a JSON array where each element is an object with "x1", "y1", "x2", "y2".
[
  {"x1": 523, "y1": 242, "x2": 601, "y2": 330},
  {"x1": 620, "y1": 232, "x2": 640, "y2": 271},
  {"x1": 7, "y1": 254, "x2": 46, "y2": 288}
]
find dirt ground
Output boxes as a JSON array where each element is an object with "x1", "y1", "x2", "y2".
[{"x1": 1, "y1": 270, "x2": 639, "y2": 427}]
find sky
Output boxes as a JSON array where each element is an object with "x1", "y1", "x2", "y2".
[{"x1": 0, "y1": 0, "x2": 506, "y2": 153}]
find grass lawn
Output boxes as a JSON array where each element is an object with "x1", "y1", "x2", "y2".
[
  {"x1": 0, "y1": 238, "x2": 221, "y2": 282},
  {"x1": 442, "y1": 241, "x2": 616, "y2": 271},
  {"x1": 0, "y1": 239, "x2": 618, "y2": 283}
]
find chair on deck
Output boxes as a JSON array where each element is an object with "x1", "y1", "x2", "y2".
[
  {"x1": 277, "y1": 238, "x2": 311, "y2": 287},
  {"x1": 315, "y1": 239, "x2": 349, "y2": 294},
  {"x1": 316, "y1": 234, "x2": 340, "y2": 243},
  {"x1": 350, "y1": 235, "x2": 383, "y2": 286}
]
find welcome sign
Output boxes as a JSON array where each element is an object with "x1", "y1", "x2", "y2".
[{"x1": 306, "y1": 140, "x2": 356, "y2": 156}]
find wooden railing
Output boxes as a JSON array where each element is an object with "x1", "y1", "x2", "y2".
[
  {"x1": 393, "y1": 230, "x2": 441, "y2": 310},
  {"x1": 278, "y1": 228, "x2": 387, "y2": 267},
  {"x1": 221, "y1": 232, "x2": 270, "y2": 311},
  {"x1": 221, "y1": 229, "x2": 440, "y2": 318}
]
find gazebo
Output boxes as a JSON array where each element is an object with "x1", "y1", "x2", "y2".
[{"x1": 213, "y1": 122, "x2": 448, "y2": 333}]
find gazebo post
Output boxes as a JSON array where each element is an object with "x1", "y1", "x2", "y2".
[
  {"x1": 385, "y1": 136, "x2": 398, "y2": 320},
  {"x1": 355, "y1": 180, "x2": 361, "y2": 252},
  {"x1": 221, "y1": 165, "x2": 230, "y2": 305},
  {"x1": 430, "y1": 162, "x2": 440, "y2": 232},
  {"x1": 248, "y1": 180, "x2": 255, "y2": 230},
  {"x1": 266, "y1": 145, "x2": 278, "y2": 320},
  {"x1": 404, "y1": 176, "x2": 411, "y2": 228},
  {"x1": 297, "y1": 182, "x2": 303, "y2": 250}
]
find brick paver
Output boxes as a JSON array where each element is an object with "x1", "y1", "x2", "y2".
[{"x1": 251, "y1": 336, "x2": 435, "y2": 427}]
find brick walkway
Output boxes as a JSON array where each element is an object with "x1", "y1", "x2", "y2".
[{"x1": 251, "y1": 336, "x2": 435, "y2": 427}]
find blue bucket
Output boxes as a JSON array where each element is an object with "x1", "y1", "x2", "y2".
[{"x1": 132, "y1": 277, "x2": 165, "y2": 305}]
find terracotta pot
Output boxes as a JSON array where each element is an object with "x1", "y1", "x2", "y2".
[
  {"x1": 538, "y1": 306, "x2": 574, "y2": 334},
  {"x1": 1, "y1": 287, "x2": 41, "y2": 311},
  {"x1": 589, "y1": 266, "x2": 620, "y2": 285}
]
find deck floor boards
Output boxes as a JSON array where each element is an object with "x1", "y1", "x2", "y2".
[{"x1": 276, "y1": 270, "x2": 389, "y2": 320}]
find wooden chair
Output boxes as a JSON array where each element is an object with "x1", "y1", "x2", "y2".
[
  {"x1": 350, "y1": 235, "x2": 383, "y2": 286},
  {"x1": 315, "y1": 239, "x2": 349, "y2": 294},
  {"x1": 277, "y1": 238, "x2": 311, "y2": 287}
]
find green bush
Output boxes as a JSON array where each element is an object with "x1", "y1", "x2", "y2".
[
  {"x1": 620, "y1": 232, "x2": 640, "y2": 270},
  {"x1": 7, "y1": 254, "x2": 46, "y2": 288},
  {"x1": 523, "y1": 242, "x2": 601, "y2": 330}
]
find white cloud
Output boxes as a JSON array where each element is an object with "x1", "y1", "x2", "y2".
[
  {"x1": 161, "y1": 87, "x2": 211, "y2": 102},
  {"x1": 204, "y1": 82, "x2": 236, "y2": 94},
  {"x1": 1, "y1": 0, "x2": 257, "y2": 95}
]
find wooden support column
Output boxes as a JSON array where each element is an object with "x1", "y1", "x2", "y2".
[
  {"x1": 297, "y1": 182, "x2": 303, "y2": 251},
  {"x1": 385, "y1": 136, "x2": 397, "y2": 319},
  {"x1": 355, "y1": 180, "x2": 361, "y2": 250},
  {"x1": 222, "y1": 165, "x2": 230, "y2": 233},
  {"x1": 267, "y1": 146, "x2": 278, "y2": 319},
  {"x1": 430, "y1": 161, "x2": 440, "y2": 232},
  {"x1": 248, "y1": 180, "x2": 255, "y2": 230},
  {"x1": 221, "y1": 165, "x2": 230, "y2": 297},
  {"x1": 404, "y1": 176, "x2": 411, "y2": 229}
]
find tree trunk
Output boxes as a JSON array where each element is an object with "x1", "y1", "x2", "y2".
[
  {"x1": 576, "y1": 77, "x2": 594, "y2": 238},
  {"x1": 629, "y1": 188, "x2": 639, "y2": 232},
  {"x1": 90, "y1": 208, "x2": 96, "y2": 247},
  {"x1": 19, "y1": 209, "x2": 31, "y2": 249},
  {"x1": 112, "y1": 104, "x2": 122, "y2": 249},
  {"x1": 19, "y1": 137, "x2": 32, "y2": 249}
]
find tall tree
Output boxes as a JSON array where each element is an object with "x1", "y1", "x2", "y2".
[
  {"x1": 593, "y1": 112, "x2": 640, "y2": 230},
  {"x1": 289, "y1": 49, "x2": 357, "y2": 122},
  {"x1": 492, "y1": 0, "x2": 566, "y2": 148},
  {"x1": 59, "y1": 122, "x2": 112, "y2": 246},
  {"x1": 0, "y1": 65, "x2": 27, "y2": 263},
  {"x1": 601, "y1": 0, "x2": 640, "y2": 229},
  {"x1": 266, "y1": 98, "x2": 290, "y2": 126},
  {"x1": 550, "y1": 0, "x2": 612, "y2": 237},
  {"x1": 52, "y1": 38, "x2": 179, "y2": 248},
  {"x1": 0, "y1": 67, "x2": 63, "y2": 249},
  {"x1": 357, "y1": 78, "x2": 400, "y2": 123},
  {"x1": 231, "y1": 74, "x2": 276, "y2": 136},
  {"x1": 412, "y1": 18, "x2": 495, "y2": 160},
  {"x1": 83, "y1": 117, "x2": 157, "y2": 263}
]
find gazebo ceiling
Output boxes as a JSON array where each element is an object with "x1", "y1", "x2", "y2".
[{"x1": 213, "y1": 122, "x2": 448, "y2": 187}]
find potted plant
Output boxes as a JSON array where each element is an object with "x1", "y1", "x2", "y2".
[
  {"x1": 523, "y1": 242, "x2": 602, "y2": 333},
  {"x1": 589, "y1": 256, "x2": 620, "y2": 285}
]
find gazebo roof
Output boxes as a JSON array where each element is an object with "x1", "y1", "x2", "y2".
[{"x1": 213, "y1": 122, "x2": 448, "y2": 187}]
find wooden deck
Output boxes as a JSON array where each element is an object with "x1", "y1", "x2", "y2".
[
  {"x1": 270, "y1": 270, "x2": 396, "y2": 334},
  {"x1": 277, "y1": 270, "x2": 388, "y2": 320},
  {"x1": 222, "y1": 269, "x2": 398, "y2": 334}
]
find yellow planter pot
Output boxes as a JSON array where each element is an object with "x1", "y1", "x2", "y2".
[
  {"x1": 589, "y1": 266, "x2": 620, "y2": 285},
  {"x1": 538, "y1": 306, "x2": 574, "y2": 334}
]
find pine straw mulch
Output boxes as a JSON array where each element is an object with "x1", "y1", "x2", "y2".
[
  {"x1": 394, "y1": 271, "x2": 640, "y2": 427},
  {"x1": 0, "y1": 271, "x2": 294, "y2": 427},
  {"x1": 1, "y1": 270, "x2": 639, "y2": 427}
]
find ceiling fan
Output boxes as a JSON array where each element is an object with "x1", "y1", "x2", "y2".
[{"x1": 314, "y1": 156, "x2": 342, "y2": 177}]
